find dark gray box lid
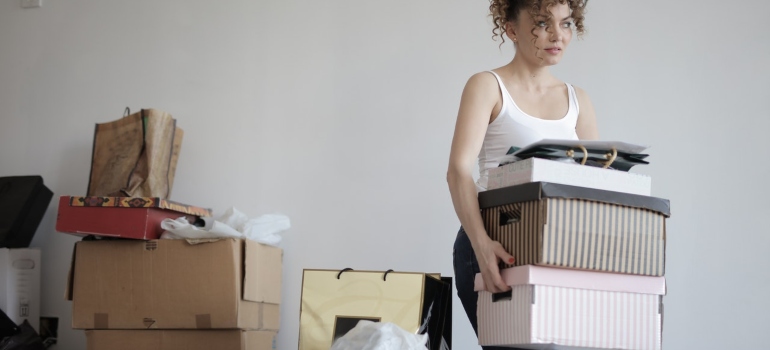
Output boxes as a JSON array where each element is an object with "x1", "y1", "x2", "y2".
[{"x1": 478, "y1": 182, "x2": 670, "y2": 217}]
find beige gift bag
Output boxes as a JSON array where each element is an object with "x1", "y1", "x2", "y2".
[
  {"x1": 86, "y1": 108, "x2": 183, "y2": 198},
  {"x1": 298, "y1": 268, "x2": 452, "y2": 350}
]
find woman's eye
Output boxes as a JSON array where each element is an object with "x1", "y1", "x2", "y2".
[
  {"x1": 536, "y1": 21, "x2": 548, "y2": 27},
  {"x1": 561, "y1": 22, "x2": 573, "y2": 28}
]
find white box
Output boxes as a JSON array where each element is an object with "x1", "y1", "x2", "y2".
[
  {"x1": 486, "y1": 158, "x2": 652, "y2": 196},
  {"x1": 0, "y1": 248, "x2": 41, "y2": 332},
  {"x1": 475, "y1": 266, "x2": 665, "y2": 349}
]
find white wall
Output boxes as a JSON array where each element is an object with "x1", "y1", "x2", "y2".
[{"x1": 1, "y1": 1, "x2": 768, "y2": 349}]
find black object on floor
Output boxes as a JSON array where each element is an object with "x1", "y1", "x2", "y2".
[
  {"x1": 0, "y1": 320, "x2": 45, "y2": 350},
  {"x1": 0, "y1": 176, "x2": 53, "y2": 248}
]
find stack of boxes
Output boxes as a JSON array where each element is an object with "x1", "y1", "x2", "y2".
[
  {"x1": 56, "y1": 196, "x2": 283, "y2": 350},
  {"x1": 476, "y1": 155, "x2": 669, "y2": 349}
]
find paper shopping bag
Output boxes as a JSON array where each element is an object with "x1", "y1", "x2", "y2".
[
  {"x1": 86, "y1": 109, "x2": 183, "y2": 198},
  {"x1": 298, "y1": 269, "x2": 451, "y2": 350}
]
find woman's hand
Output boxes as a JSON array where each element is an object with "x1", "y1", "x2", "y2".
[{"x1": 472, "y1": 234, "x2": 515, "y2": 293}]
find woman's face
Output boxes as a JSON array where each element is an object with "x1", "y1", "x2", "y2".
[{"x1": 507, "y1": 2, "x2": 574, "y2": 66}]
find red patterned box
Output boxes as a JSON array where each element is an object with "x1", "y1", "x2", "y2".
[{"x1": 55, "y1": 196, "x2": 212, "y2": 240}]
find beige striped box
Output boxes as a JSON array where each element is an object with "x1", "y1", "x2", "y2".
[
  {"x1": 479, "y1": 182, "x2": 670, "y2": 276},
  {"x1": 475, "y1": 266, "x2": 665, "y2": 349}
]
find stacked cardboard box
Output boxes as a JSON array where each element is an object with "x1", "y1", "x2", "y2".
[
  {"x1": 57, "y1": 196, "x2": 283, "y2": 350},
  {"x1": 476, "y1": 158, "x2": 669, "y2": 349}
]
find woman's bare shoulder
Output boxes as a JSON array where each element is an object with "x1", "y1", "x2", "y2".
[{"x1": 463, "y1": 71, "x2": 499, "y2": 96}]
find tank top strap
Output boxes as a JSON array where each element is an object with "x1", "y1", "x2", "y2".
[
  {"x1": 566, "y1": 83, "x2": 580, "y2": 116},
  {"x1": 487, "y1": 70, "x2": 504, "y2": 87},
  {"x1": 487, "y1": 71, "x2": 513, "y2": 106}
]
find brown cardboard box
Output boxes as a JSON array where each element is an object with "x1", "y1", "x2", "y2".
[
  {"x1": 479, "y1": 182, "x2": 670, "y2": 276},
  {"x1": 67, "y1": 238, "x2": 281, "y2": 330},
  {"x1": 85, "y1": 330, "x2": 276, "y2": 350}
]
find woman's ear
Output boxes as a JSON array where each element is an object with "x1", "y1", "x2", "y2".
[{"x1": 505, "y1": 21, "x2": 518, "y2": 43}]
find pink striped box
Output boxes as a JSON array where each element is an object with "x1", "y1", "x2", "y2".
[{"x1": 475, "y1": 266, "x2": 665, "y2": 349}]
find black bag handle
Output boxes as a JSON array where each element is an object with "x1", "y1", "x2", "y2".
[
  {"x1": 492, "y1": 290, "x2": 513, "y2": 303},
  {"x1": 335, "y1": 268, "x2": 396, "y2": 281},
  {"x1": 336, "y1": 267, "x2": 353, "y2": 279}
]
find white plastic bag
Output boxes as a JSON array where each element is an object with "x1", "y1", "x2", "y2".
[
  {"x1": 160, "y1": 207, "x2": 289, "y2": 246},
  {"x1": 160, "y1": 216, "x2": 242, "y2": 240},
  {"x1": 241, "y1": 213, "x2": 289, "y2": 246},
  {"x1": 330, "y1": 321, "x2": 428, "y2": 350}
]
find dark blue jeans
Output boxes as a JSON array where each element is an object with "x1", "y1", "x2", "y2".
[{"x1": 453, "y1": 227, "x2": 525, "y2": 350}]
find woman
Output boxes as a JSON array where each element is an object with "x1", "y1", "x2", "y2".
[{"x1": 447, "y1": 0, "x2": 598, "y2": 348}]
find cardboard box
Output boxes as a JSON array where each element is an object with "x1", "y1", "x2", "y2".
[
  {"x1": 475, "y1": 266, "x2": 665, "y2": 350},
  {"x1": 56, "y1": 195, "x2": 212, "y2": 240},
  {"x1": 299, "y1": 269, "x2": 451, "y2": 350},
  {"x1": 0, "y1": 248, "x2": 40, "y2": 332},
  {"x1": 85, "y1": 330, "x2": 276, "y2": 350},
  {"x1": 479, "y1": 182, "x2": 670, "y2": 276},
  {"x1": 68, "y1": 238, "x2": 281, "y2": 330},
  {"x1": 486, "y1": 158, "x2": 652, "y2": 196}
]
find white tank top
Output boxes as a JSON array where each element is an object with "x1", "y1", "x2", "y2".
[{"x1": 476, "y1": 71, "x2": 580, "y2": 191}]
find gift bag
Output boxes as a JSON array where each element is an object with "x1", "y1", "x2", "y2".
[
  {"x1": 504, "y1": 139, "x2": 650, "y2": 171},
  {"x1": 86, "y1": 108, "x2": 183, "y2": 198},
  {"x1": 298, "y1": 269, "x2": 451, "y2": 350}
]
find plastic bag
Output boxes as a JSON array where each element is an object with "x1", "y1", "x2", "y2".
[
  {"x1": 160, "y1": 207, "x2": 289, "y2": 246},
  {"x1": 240, "y1": 214, "x2": 288, "y2": 245},
  {"x1": 330, "y1": 321, "x2": 428, "y2": 350},
  {"x1": 160, "y1": 217, "x2": 242, "y2": 240}
]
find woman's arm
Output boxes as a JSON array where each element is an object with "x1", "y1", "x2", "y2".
[
  {"x1": 447, "y1": 72, "x2": 515, "y2": 293},
  {"x1": 574, "y1": 86, "x2": 599, "y2": 140}
]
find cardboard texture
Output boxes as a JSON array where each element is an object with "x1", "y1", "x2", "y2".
[
  {"x1": 298, "y1": 269, "x2": 451, "y2": 350},
  {"x1": 0, "y1": 248, "x2": 40, "y2": 332},
  {"x1": 68, "y1": 238, "x2": 281, "y2": 330},
  {"x1": 85, "y1": 330, "x2": 276, "y2": 350},
  {"x1": 0, "y1": 176, "x2": 53, "y2": 248},
  {"x1": 476, "y1": 266, "x2": 665, "y2": 350},
  {"x1": 56, "y1": 196, "x2": 212, "y2": 240},
  {"x1": 479, "y1": 182, "x2": 669, "y2": 276},
  {"x1": 486, "y1": 158, "x2": 652, "y2": 195}
]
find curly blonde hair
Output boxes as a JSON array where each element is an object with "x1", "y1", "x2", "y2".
[{"x1": 489, "y1": 0, "x2": 588, "y2": 44}]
